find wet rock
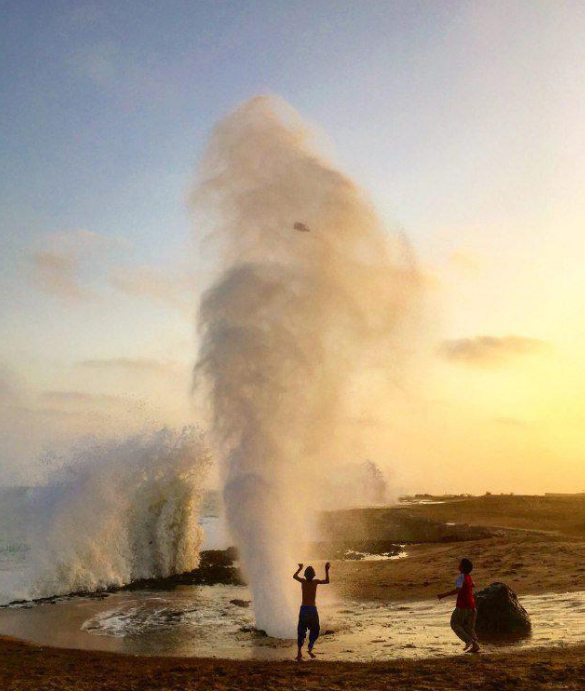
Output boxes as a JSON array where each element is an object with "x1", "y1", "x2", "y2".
[
  {"x1": 311, "y1": 539, "x2": 403, "y2": 560},
  {"x1": 475, "y1": 582, "x2": 531, "y2": 636},
  {"x1": 239, "y1": 625, "x2": 268, "y2": 637},
  {"x1": 3, "y1": 548, "x2": 245, "y2": 608},
  {"x1": 122, "y1": 549, "x2": 244, "y2": 591},
  {"x1": 230, "y1": 599, "x2": 250, "y2": 608}
]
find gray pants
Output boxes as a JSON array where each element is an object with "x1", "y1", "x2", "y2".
[{"x1": 450, "y1": 607, "x2": 477, "y2": 645}]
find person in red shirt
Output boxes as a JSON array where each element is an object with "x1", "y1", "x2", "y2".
[{"x1": 437, "y1": 558, "x2": 480, "y2": 653}]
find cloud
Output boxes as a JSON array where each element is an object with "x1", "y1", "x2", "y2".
[
  {"x1": 439, "y1": 335, "x2": 551, "y2": 366},
  {"x1": 78, "y1": 357, "x2": 178, "y2": 375},
  {"x1": 30, "y1": 230, "x2": 192, "y2": 311},
  {"x1": 31, "y1": 250, "x2": 90, "y2": 300},
  {"x1": 0, "y1": 367, "x2": 20, "y2": 407},
  {"x1": 41, "y1": 391, "x2": 124, "y2": 407},
  {"x1": 29, "y1": 229, "x2": 129, "y2": 300},
  {"x1": 45, "y1": 229, "x2": 130, "y2": 254},
  {"x1": 16, "y1": 406, "x2": 81, "y2": 420},
  {"x1": 110, "y1": 266, "x2": 194, "y2": 313}
]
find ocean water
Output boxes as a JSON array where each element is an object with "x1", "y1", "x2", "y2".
[{"x1": 0, "y1": 487, "x2": 34, "y2": 604}]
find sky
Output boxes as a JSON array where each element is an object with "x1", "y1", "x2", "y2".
[{"x1": 1, "y1": 0, "x2": 584, "y2": 493}]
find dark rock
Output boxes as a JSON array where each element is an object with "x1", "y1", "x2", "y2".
[
  {"x1": 239, "y1": 625, "x2": 268, "y2": 637},
  {"x1": 230, "y1": 599, "x2": 250, "y2": 608},
  {"x1": 312, "y1": 540, "x2": 403, "y2": 561},
  {"x1": 476, "y1": 582, "x2": 531, "y2": 637},
  {"x1": 122, "y1": 549, "x2": 244, "y2": 591},
  {"x1": 3, "y1": 548, "x2": 245, "y2": 608}
]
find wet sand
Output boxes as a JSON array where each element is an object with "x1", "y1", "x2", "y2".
[
  {"x1": 2, "y1": 634, "x2": 585, "y2": 690},
  {"x1": 2, "y1": 583, "x2": 585, "y2": 661}
]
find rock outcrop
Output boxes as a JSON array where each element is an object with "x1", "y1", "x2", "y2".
[{"x1": 320, "y1": 508, "x2": 495, "y2": 544}]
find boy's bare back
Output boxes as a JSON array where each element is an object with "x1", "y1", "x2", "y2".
[
  {"x1": 293, "y1": 562, "x2": 331, "y2": 605},
  {"x1": 300, "y1": 579, "x2": 319, "y2": 605}
]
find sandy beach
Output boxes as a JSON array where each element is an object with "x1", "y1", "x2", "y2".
[
  {"x1": 2, "y1": 634, "x2": 585, "y2": 691},
  {"x1": 3, "y1": 495, "x2": 585, "y2": 689}
]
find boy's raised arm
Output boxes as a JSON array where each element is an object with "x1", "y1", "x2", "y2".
[
  {"x1": 293, "y1": 563, "x2": 304, "y2": 582},
  {"x1": 318, "y1": 562, "x2": 331, "y2": 584}
]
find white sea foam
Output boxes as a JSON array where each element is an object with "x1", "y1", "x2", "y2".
[{"x1": 0, "y1": 427, "x2": 211, "y2": 605}]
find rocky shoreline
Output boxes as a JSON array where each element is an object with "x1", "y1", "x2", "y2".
[
  {"x1": 4, "y1": 549, "x2": 244, "y2": 608},
  {"x1": 4, "y1": 506, "x2": 504, "y2": 609},
  {"x1": 3, "y1": 539, "x2": 407, "y2": 608}
]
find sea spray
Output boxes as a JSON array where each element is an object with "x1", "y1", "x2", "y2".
[
  {"x1": 0, "y1": 427, "x2": 211, "y2": 604},
  {"x1": 193, "y1": 96, "x2": 420, "y2": 637}
]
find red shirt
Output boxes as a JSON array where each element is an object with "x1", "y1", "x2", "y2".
[{"x1": 455, "y1": 573, "x2": 476, "y2": 609}]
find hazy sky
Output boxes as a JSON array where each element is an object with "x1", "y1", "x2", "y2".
[{"x1": 1, "y1": 0, "x2": 584, "y2": 493}]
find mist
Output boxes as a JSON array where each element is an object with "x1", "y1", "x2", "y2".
[{"x1": 193, "y1": 96, "x2": 420, "y2": 637}]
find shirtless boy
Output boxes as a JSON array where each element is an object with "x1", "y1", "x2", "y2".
[{"x1": 293, "y1": 562, "x2": 330, "y2": 660}]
